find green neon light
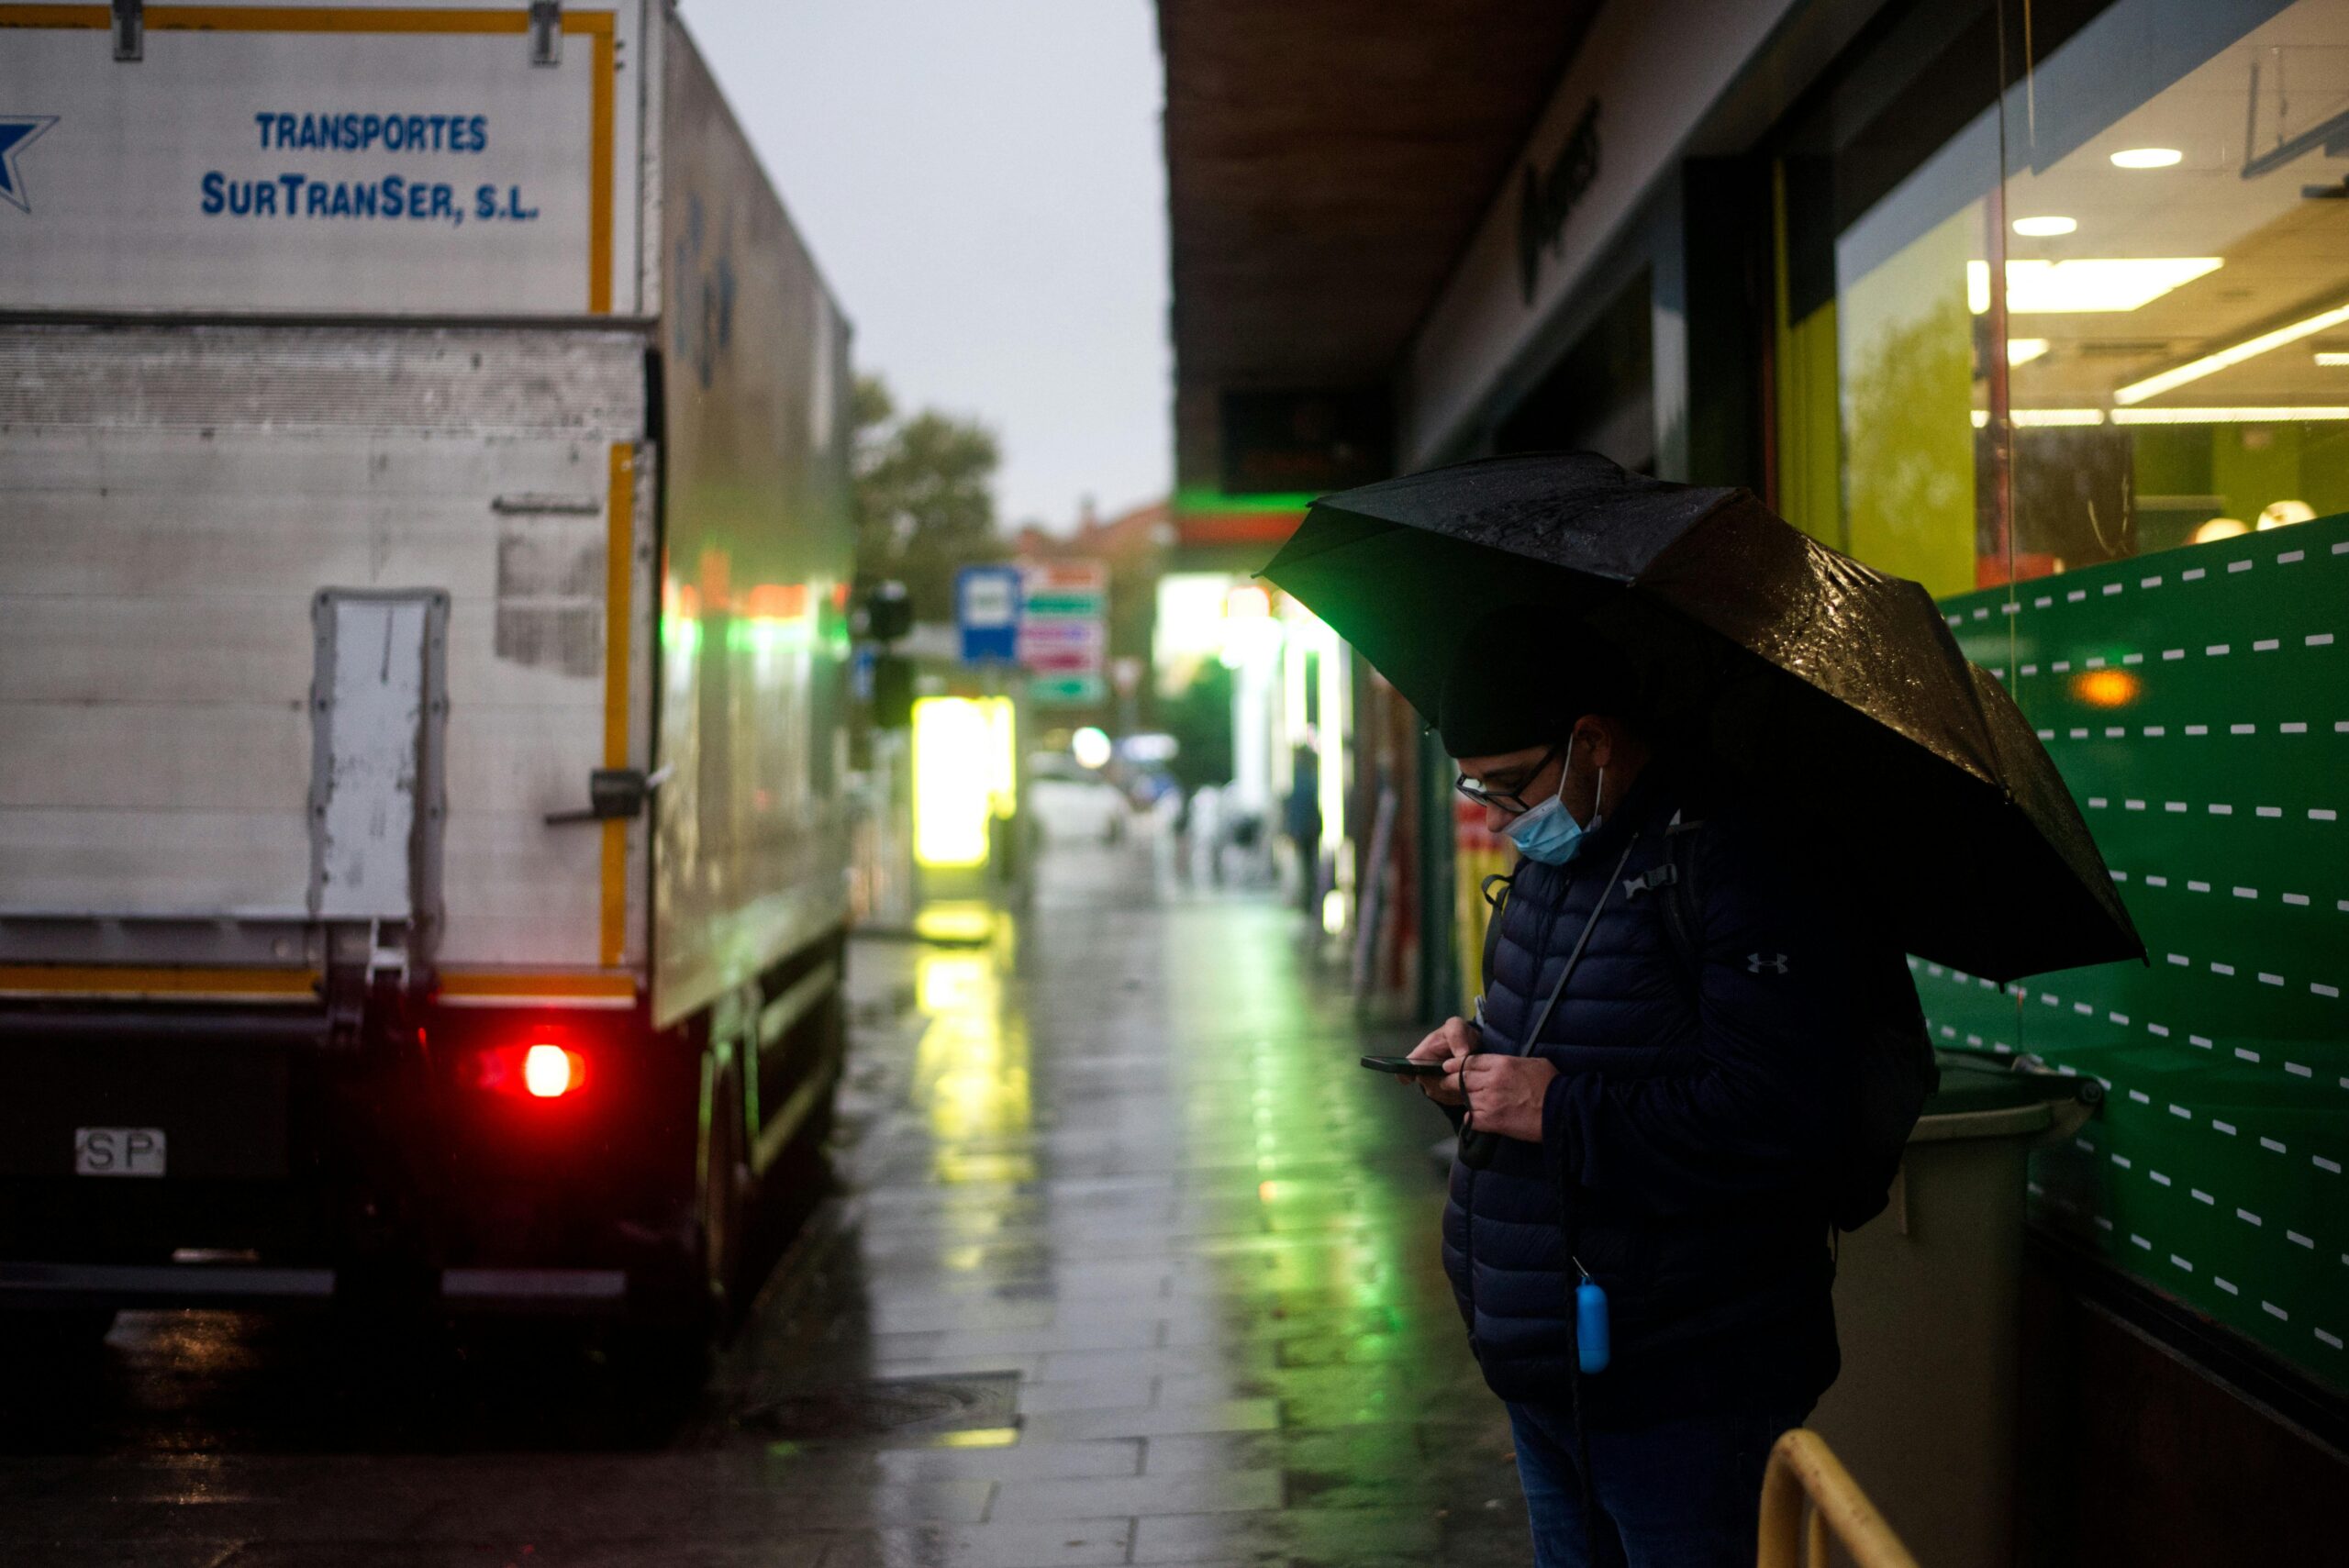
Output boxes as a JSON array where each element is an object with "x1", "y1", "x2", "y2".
[{"x1": 1172, "y1": 485, "x2": 1321, "y2": 516}]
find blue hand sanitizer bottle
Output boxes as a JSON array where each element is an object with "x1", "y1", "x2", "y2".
[{"x1": 1575, "y1": 1269, "x2": 1610, "y2": 1374}]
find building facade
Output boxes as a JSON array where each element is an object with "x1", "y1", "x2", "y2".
[{"x1": 1163, "y1": 0, "x2": 2348, "y2": 1556}]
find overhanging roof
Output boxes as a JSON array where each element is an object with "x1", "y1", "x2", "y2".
[{"x1": 1159, "y1": 0, "x2": 1598, "y2": 494}]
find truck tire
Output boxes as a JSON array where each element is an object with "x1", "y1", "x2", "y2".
[
  {"x1": 701, "y1": 1062, "x2": 750, "y2": 1323},
  {"x1": 1, "y1": 1309, "x2": 116, "y2": 1364},
  {"x1": 617, "y1": 1060, "x2": 745, "y2": 1386}
]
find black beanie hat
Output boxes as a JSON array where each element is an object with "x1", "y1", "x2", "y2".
[{"x1": 1434, "y1": 611, "x2": 1636, "y2": 758}]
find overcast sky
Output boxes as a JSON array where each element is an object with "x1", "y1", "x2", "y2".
[{"x1": 678, "y1": 0, "x2": 1172, "y2": 532}]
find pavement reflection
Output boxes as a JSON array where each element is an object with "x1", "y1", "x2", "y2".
[{"x1": 0, "y1": 830, "x2": 1527, "y2": 1568}]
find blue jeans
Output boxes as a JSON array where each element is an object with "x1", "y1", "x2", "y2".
[{"x1": 1507, "y1": 1398, "x2": 1809, "y2": 1568}]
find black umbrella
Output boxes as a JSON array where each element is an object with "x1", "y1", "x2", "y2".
[{"x1": 1261, "y1": 451, "x2": 2142, "y2": 982}]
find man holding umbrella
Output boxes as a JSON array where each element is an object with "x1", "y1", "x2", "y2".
[
  {"x1": 1261, "y1": 452, "x2": 2139, "y2": 1568},
  {"x1": 1407, "y1": 613, "x2": 1857, "y2": 1566}
]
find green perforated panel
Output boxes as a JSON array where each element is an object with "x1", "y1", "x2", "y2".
[{"x1": 1932, "y1": 514, "x2": 2348, "y2": 1393}]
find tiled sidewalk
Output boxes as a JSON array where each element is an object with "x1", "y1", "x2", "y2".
[
  {"x1": 732, "y1": 840, "x2": 1528, "y2": 1565},
  {"x1": 0, "y1": 838, "x2": 1528, "y2": 1567}
]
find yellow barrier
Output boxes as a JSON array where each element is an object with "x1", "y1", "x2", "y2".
[{"x1": 1757, "y1": 1429, "x2": 1922, "y2": 1568}]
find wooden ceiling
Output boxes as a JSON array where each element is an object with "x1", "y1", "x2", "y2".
[{"x1": 1159, "y1": 0, "x2": 1598, "y2": 488}]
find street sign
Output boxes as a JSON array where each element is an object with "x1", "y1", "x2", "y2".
[
  {"x1": 1016, "y1": 619, "x2": 1105, "y2": 649},
  {"x1": 1026, "y1": 561, "x2": 1108, "y2": 592},
  {"x1": 955, "y1": 564, "x2": 1024, "y2": 665},
  {"x1": 1017, "y1": 557, "x2": 1108, "y2": 683},
  {"x1": 1023, "y1": 589, "x2": 1105, "y2": 618},
  {"x1": 1030, "y1": 673, "x2": 1107, "y2": 705},
  {"x1": 1024, "y1": 647, "x2": 1103, "y2": 673}
]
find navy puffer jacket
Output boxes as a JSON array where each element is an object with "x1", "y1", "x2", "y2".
[{"x1": 1442, "y1": 770, "x2": 1849, "y2": 1423}]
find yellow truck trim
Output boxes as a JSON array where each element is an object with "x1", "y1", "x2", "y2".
[
  {"x1": 601, "y1": 440, "x2": 635, "y2": 967},
  {"x1": 437, "y1": 970, "x2": 638, "y2": 1007},
  {"x1": 0, "y1": 965, "x2": 321, "y2": 1001},
  {"x1": 0, "y1": 966, "x2": 640, "y2": 1006}
]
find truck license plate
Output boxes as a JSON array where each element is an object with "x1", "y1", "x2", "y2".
[{"x1": 74, "y1": 1127, "x2": 167, "y2": 1177}]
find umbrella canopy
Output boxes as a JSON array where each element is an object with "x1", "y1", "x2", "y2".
[{"x1": 1262, "y1": 451, "x2": 2143, "y2": 982}]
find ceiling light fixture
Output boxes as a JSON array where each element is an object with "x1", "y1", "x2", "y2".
[
  {"x1": 2009, "y1": 339, "x2": 2051, "y2": 366},
  {"x1": 2012, "y1": 216, "x2": 2078, "y2": 237},
  {"x1": 2110, "y1": 148, "x2": 2184, "y2": 169},
  {"x1": 2114, "y1": 301, "x2": 2349, "y2": 404},
  {"x1": 2110, "y1": 406, "x2": 2349, "y2": 424},
  {"x1": 2315, "y1": 351, "x2": 2349, "y2": 367},
  {"x1": 1967, "y1": 258, "x2": 2221, "y2": 315},
  {"x1": 1968, "y1": 408, "x2": 2104, "y2": 428}
]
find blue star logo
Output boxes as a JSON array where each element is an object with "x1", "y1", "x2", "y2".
[{"x1": 0, "y1": 117, "x2": 60, "y2": 215}]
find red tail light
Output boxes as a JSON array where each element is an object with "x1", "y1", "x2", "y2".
[
  {"x1": 522, "y1": 1043, "x2": 582, "y2": 1097},
  {"x1": 473, "y1": 1040, "x2": 588, "y2": 1099}
]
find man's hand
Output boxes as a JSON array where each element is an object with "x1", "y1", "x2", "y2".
[
  {"x1": 1458, "y1": 1053, "x2": 1557, "y2": 1142},
  {"x1": 1402, "y1": 1016, "x2": 1477, "y2": 1106}
]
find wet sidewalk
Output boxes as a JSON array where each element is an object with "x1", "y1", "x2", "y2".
[
  {"x1": 734, "y1": 838, "x2": 1528, "y2": 1565},
  {"x1": 0, "y1": 837, "x2": 1528, "y2": 1567}
]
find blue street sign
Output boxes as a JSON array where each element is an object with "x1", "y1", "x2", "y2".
[{"x1": 956, "y1": 564, "x2": 1024, "y2": 664}]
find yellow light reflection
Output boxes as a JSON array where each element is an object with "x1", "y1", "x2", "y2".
[
  {"x1": 914, "y1": 696, "x2": 1015, "y2": 867},
  {"x1": 932, "y1": 1427, "x2": 1020, "y2": 1449},
  {"x1": 911, "y1": 946, "x2": 1034, "y2": 1186},
  {"x1": 915, "y1": 902, "x2": 996, "y2": 947},
  {"x1": 2074, "y1": 669, "x2": 2141, "y2": 708}
]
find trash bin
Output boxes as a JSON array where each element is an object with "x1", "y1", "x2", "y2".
[{"x1": 1808, "y1": 1055, "x2": 2097, "y2": 1568}]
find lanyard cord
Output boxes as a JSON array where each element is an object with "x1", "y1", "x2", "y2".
[
  {"x1": 1456, "y1": 835, "x2": 1643, "y2": 1555},
  {"x1": 1543, "y1": 838, "x2": 1642, "y2": 1561},
  {"x1": 1522, "y1": 834, "x2": 1642, "y2": 1054},
  {"x1": 1461, "y1": 834, "x2": 1641, "y2": 1161}
]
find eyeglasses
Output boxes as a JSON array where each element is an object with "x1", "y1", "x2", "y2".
[{"x1": 1453, "y1": 743, "x2": 1561, "y2": 815}]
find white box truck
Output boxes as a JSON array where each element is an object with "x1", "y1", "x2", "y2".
[{"x1": 0, "y1": 0, "x2": 853, "y2": 1349}]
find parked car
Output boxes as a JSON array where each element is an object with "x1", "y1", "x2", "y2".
[{"x1": 1027, "y1": 756, "x2": 1130, "y2": 845}]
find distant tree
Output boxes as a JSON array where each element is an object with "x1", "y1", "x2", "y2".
[
  {"x1": 1163, "y1": 661, "x2": 1235, "y2": 793},
  {"x1": 852, "y1": 373, "x2": 1006, "y2": 623}
]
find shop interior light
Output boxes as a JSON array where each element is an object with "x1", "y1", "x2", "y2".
[
  {"x1": 2008, "y1": 339, "x2": 2051, "y2": 366},
  {"x1": 2110, "y1": 147, "x2": 2183, "y2": 169},
  {"x1": 913, "y1": 696, "x2": 1014, "y2": 868},
  {"x1": 2012, "y1": 216, "x2": 2077, "y2": 237},
  {"x1": 2110, "y1": 406, "x2": 2349, "y2": 424},
  {"x1": 2311, "y1": 351, "x2": 2349, "y2": 367},
  {"x1": 1153, "y1": 572, "x2": 1239, "y2": 665},
  {"x1": 2114, "y1": 300, "x2": 2349, "y2": 405},
  {"x1": 1966, "y1": 258, "x2": 2221, "y2": 315},
  {"x1": 1218, "y1": 584, "x2": 1285, "y2": 670},
  {"x1": 2073, "y1": 669, "x2": 2140, "y2": 708},
  {"x1": 1969, "y1": 407, "x2": 2106, "y2": 428}
]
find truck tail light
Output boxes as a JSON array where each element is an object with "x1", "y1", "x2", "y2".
[
  {"x1": 521, "y1": 1043, "x2": 583, "y2": 1098},
  {"x1": 472, "y1": 1040, "x2": 588, "y2": 1099}
]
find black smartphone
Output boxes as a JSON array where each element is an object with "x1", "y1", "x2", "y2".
[{"x1": 1360, "y1": 1054, "x2": 1448, "y2": 1077}]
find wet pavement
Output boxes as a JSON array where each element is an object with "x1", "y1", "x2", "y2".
[{"x1": 0, "y1": 836, "x2": 1528, "y2": 1567}]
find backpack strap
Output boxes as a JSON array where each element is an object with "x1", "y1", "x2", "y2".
[
  {"x1": 1626, "y1": 810, "x2": 1706, "y2": 1001},
  {"x1": 1476, "y1": 872, "x2": 1514, "y2": 1004}
]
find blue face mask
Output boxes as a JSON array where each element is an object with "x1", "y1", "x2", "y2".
[{"x1": 1504, "y1": 736, "x2": 1605, "y2": 866}]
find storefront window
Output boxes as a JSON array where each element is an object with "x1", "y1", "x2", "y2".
[
  {"x1": 1781, "y1": 0, "x2": 2349, "y2": 594},
  {"x1": 1776, "y1": 0, "x2": 2349, "y2": 1394}
]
